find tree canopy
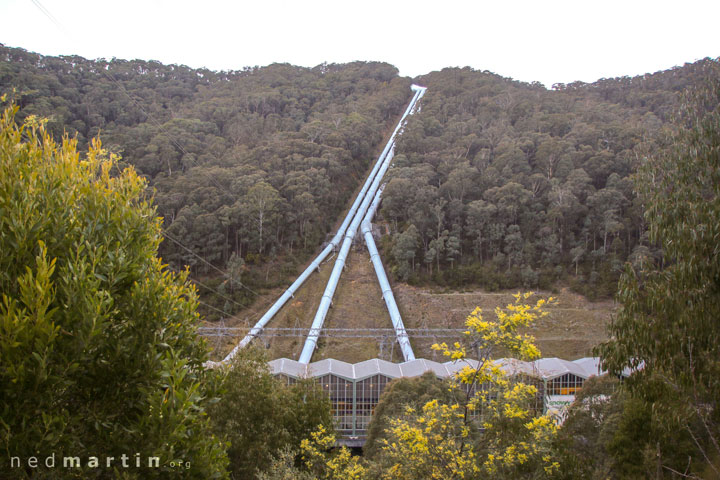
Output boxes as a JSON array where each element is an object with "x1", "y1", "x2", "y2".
[
  {"x1": 3, "y1": 45, "x2": 715, "y2": 316},
  {"x1": 0, "y1": 45, "x2": 412, "y2": 318},
  {"x1": 598, "y1": 59, "x2": 720, "y2": 477},
  {"x1": 380, "y1": 61, "x2": 717, "y2": 297},
  {"x1": 0, "y1": 103, "x2": 227, "y2": 478}
]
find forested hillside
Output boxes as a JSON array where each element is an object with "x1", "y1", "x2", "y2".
[
  {"x1": 1, "y1": 44, "x2": 713, "y2": 312},
  {"x1": 0, "y1": 44, "x2": 412, "y2": 316},
  {"x1": 3, "y1": 43, "x2": 720, "y2": 479},
  {"x1": 381, "y1": 62, "x2": 713, "y2": 298}
]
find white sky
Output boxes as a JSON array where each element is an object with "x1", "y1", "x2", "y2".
[{"x1": 1, "y1": 0, "x2": 718, "y2": 87}]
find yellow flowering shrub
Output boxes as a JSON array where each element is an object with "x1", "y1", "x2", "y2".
[
  {"x1": 377, "y1": 293, "x2": 560, "y2": 479},
  {"x1": 300, "y1": 425, "x2": 366, "y2": 480}
]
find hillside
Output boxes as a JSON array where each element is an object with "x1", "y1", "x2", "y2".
[
  {"x1": 1, "y1": 46, "x2": 713, "y2": 353},
  {"x1": 209, "y1": 239, "x2": 615, "y2": 363},
  {"x1": 380, "y1": 62, "x2": 716, "y2": 299},
  {"x1": 3, "y1": 41, "x2": 720, "y2": 478},
  {"x1": 0, "y1": 44, "x2": 412, "y2": 319}
]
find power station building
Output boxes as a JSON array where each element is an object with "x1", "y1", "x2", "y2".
[{"x1": 269, "y1": 356, "x2": 625, "y2": 444}]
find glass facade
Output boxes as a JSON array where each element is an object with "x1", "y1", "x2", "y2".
[
  {"x1": 516, "y1": 373, "x2": 545, "y2": 415},
  {"x1": 268, "y1": 357, "x2": 602, "y2": 441},
  {"x1": 354, "y1": 374, "x2": 391, "y2": 432},
  {"x1": 290, "y1": 373, "x2": 394, "y2": 437},
  {"x1": 316, "y1": 374, "x2": 355, "y2": 435},
  {"x1": 277, "y1": 374, "x2": 298, "y2": 386},
  {"x1": 547, "y1": 373, "x2": 584, "y2": 395}
]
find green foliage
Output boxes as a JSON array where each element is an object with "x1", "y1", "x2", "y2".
[
  {"x1": 300, "y1": 426, "x2": 366, "y2": 480},
  {"x1": 4, "y1": 46, "x2": 714, "y2": 309},
  {"x1": 258, "y1": 426, "x2": 366, "y2": 480},
  {"x1": 0, "y1": 105, "x2": 227, "y2": 478},
  {"x1": 598, "y1": 60, "x2": 720, "y2": 476},
  {"x1": 208, "y1": 347, "x2": 333, "y2": 479},
  {"x1": 553, "y1": 375, "x2": 642, "y2": 479},
  {"x1": 257, "y1": 447, "x2": 315, "y2": 480},
  {"x1": 0, "y1": 46, "x2": 412, "y2": 317},
  {"x1": 381, "y1": 61, "x2": 718, "y2": 295},
  {"x1": 391, "y1": 224, "x2": 420, "y2": 281}
]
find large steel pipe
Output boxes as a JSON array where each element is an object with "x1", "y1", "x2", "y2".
[
  {"x1": 298, "y1": 86, "x2": 425, "y2": 363},
  {"x1": 361, "y1": 187, "x2": 415, "y2": 362},
  {"x1": 219, "y1": 85, "x2": 424, "y2": 365}
]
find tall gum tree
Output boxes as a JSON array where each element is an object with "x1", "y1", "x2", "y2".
[{"x1": 598, "y1": 61, "x2": 720, "y2": 477}]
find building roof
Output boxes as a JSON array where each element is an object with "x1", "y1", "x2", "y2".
[
  {"x1": 268, "y1": 358, "x2": 307, "y2": 378},
  {"x1": 355, "y1": 358, "x2": 402, "y2": 379},
  {"x1": 398, "y1": 358, "x2": 448, "y2": 378},
  {"x1": 309, "y1": 358, "x2": 355, "y2": 379},
  {"x1": 443, "y1": 358, "x2": 480, "y2": 376},
  {"x1": 534, "y1": 357, "x2": 591, "y2": 380},
  {"x1": 572, "y1": 356, "x2": 637, "y2": 378},
  {"x1": 495, "y1": 357, "x2": 538, "y2": 377},
  {"x1": 267, "y1": 356, "x2": 619, "y2": 382},
  {"x1": 572, "y1": 357, "x2": 603, "y2": 377}
]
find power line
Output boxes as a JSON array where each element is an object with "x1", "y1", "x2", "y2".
[
  {"x1": 161, "y1": 228, "x2": 263, "y2": 299},
  {"x1": 197, "y1": 299, "x2": 245, "y2": 323},
  {"x1": 30, "y1": 0, "x2": 70, "y2": 37},
  {"x1": 189, "y1": 276, "x2": 248, "y2": 312},
  {"x1": 161, "y1": 229, "x2": 232, "y2": 280},
  {"x1": 197, "y1": 327, "x2": 468, "y2": 339},
  {"x1": 29, "y1": 0, "x2": 251, "y2": 285},
  {"x1": 159, "y1": 230, "x2": 279, "y2": 320}
]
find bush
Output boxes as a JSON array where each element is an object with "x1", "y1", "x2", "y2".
[
  {"x1": 209, "y1": 348, "x2": 333, "y2": 479},
  {"x1": 0, "y1": 105, "x2": 227, "y2": 478}
]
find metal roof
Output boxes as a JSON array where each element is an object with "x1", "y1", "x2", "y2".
[
  {"x1": 355, "y1": 358, "x2": 402, "y2": 379},
  {"x1": 398, "y1": 359, "x2": 449, "y2": 378},
  {"x1": 495, "y1": 357, "x2": 538, "y2": 377},
  {"x1": 443, "y1": 358, "x2": 481, "y2": 376},
  {"x1": 572, "y1": 356, "x2": 636, "y2": 378},
  {"x1": 268, "y1": 356, "x2": 613, "y2": 382},
  {"x1": 309, "y1": 358, "x2": 355, "y2": 379},
  {"x1": 268, "y1": 358, "x2": 307, "y2": 378},
  {"x1": 572, "y1": 357, "x2": 603, "y2": 377},
  {"x1": 534, "y1": 357, "x2": 591, "y2": 380}
]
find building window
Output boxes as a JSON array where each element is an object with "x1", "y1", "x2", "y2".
[
  {"x1": 354, "y1": 375, "x2": 391, "y2": 433},
  {"x1": 547, "y1": 373, "x2": 584, "y2": 395},
  {"x1": 276, "y1": 374, "x2": 297, "y2": 386},
  {"x1": 316, "y1": 374, "x2": 354, "y2": 434}
]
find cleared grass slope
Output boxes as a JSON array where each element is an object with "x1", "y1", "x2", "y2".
[{"x1": 209, "y1": 242, "x2": 614, "y2": 362}]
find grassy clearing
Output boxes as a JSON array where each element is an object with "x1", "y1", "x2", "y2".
[
  {"x1": 394, "y1": 285, "x2": 615, "y2": 361},
  {"x1": 209, "y1": 243, "x2": 615, "y2": 362}
]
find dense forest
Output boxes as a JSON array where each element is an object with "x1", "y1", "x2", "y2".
[
  {"x1": 0, "y1": 44, "x2": 713, "y2": 311},
  {"x1": 382, "y1": 63, "x2": 711, "y2": 297},
  {"x1": 0, "y1": 44, "x2": 413, "y2": 313}
]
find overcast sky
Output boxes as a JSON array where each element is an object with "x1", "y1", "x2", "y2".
[{"x1": 1, "y1": 0, "x2": 718, "y2": 87}]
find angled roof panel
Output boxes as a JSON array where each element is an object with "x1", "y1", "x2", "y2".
[
  {"x1": 267, "y1": 356, "x2": 614, "y2": 381},
  {"x1": 535, "y1": 357, "x2": 590, "y2": 379},
  {"x1": 355, "y1": 358, "x2": 402, "y2": 380},
  {"x1": 268, "y1": 358, "x2": 308, "y2": 378},
  {"x1": 309, "y1": 358, "x2": 355, "y2": 379},
  {"x1": 399, "y1": 359, "x2": 450, "y2": 378},
  {"x1": 572, "y1": 357, "x2": 603, "y2": 377},
  {"x1": 443, "y1": 359, "x2": 480, "y2": 377},
  {"x1": 494, "y1": 358, "x2": 538, "y2": 377}
]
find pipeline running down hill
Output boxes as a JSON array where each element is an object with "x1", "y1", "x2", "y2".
[
  {"x1": 298, "y1": 85, "x2": 426, "y2": 363},
  {"x1": 217, "y1": 85, "x2": 426, "y2": 366}
]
